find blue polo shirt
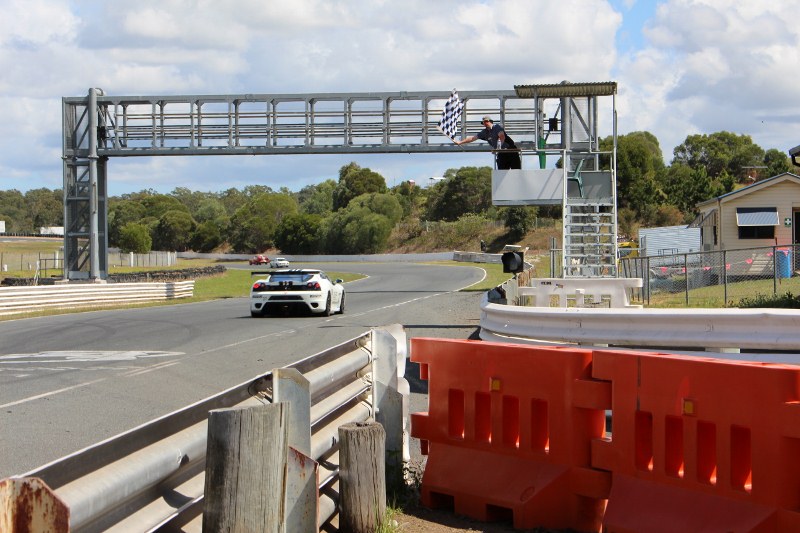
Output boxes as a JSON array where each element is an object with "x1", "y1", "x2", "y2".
[{"x1": 476, "y1": 124, "x2": 510, "y2": 149}]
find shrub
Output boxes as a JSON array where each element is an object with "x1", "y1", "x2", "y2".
[
  {"x1": 118, "y1": 223, "x2": 152, "y2": 253},
  {"x1": 737, "y1": 292, "x2": 800, "y2": 309}
]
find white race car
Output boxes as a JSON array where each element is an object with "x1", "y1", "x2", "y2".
[
  {"x1": 271, "y1": 257, "x2": 290, "y2": 268},
  {"x1": 250, "y1": 269, "x2": 345, "y2": 317}
]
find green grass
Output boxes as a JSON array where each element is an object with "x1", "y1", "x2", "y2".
[
  {"x1": 192, "y1": 266, "x2": 364, "y2": 301},
  {"x1": 0, "y1": 239, "x2": 62, "y2": 254},
  {"x1": 426, "y1": 260, "x2": 513, "y2": 292},
  {"x1": 647, "y1": 276, "x2": 800, "y2": 308}
]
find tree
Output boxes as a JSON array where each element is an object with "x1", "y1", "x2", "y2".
[
  {"x1": 141, "y1": 194, "x2": 190, "y2": 219},
  {"x1": 190, "y1": 220, "x2": 222, "y2": 252},
  {"x1": 764, "y1": 148, "x2": 791, "y2": 178},
  {"x1": 332, "y1": 163, "x2": 388, "y2": 210},
  {"x1": 503, "y1": 206, "x2": 538, "y2": 241},
  {"x1": 193, "y1": 197, "x2": 229, "y2": 224},
  {"x1": 660, "y1": 164, "x2": 725, "y2": 219},
  {"x1": 391, "y1": 180, "x2": 422, "y2": 218},
  {"x1": 152, "y1": 210, "x2": 195, "y2": 251},
  {"x1": 219, "y1": 187, "x2": 249, "y2": 216},
  {"x1": 425, "y1": 166, "x2": 492, "y2": 221},
  {"x1": 324, "y1": 204, "x2": 393, "y2": 254},
  {"x1": 348, "y1": 193, "x2": 403, "y2": 224},
  {"x1": 601, "y1": 132, "x2": 665, "y2": 211},
  {"x1": 298, "y1": 179, "x2": 336, "y2": 215},
  {"x1": 672, "y1": 131, "x2": 765, "y2": 182},
  {"x1": 25, "y1": 188, "x2": 63, "y2": 229},
  {"x1": 108, "y1": 200, "x2": 146, "y2": 246},
  {"x1": 242, "y1": 184, "x2": 274, "y2": 198},
  {"x1": 118, "y1": 222, "x2": 152, "y2": 253},
  {"x1": 274, "y1": 213, "x2": 323, "y2": 254},
  {"x1": 228, "y1": 192, "x2": 299, "y2": 253},
  {"x1": 0, "y1": 189, "x2": 31, "y2": 232}
]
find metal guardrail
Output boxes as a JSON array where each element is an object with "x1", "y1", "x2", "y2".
[
  {"x1": 0, "y1": 281, "x2": 194, "y2": 316},
  {"x1": 479, "y1": 291, "x2": 800, "y2": 352},
  {"x1": 5, "y1": 325, "x2": 407, "y2": 531}
]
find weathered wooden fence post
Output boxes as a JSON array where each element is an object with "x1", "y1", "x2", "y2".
[
  {"x1": 0, "y1": 477, "x2": 69, "y2": 532},
  {"x1": 203, "y1": 402, "x2": 289, "y2": 533},
  {"x1": 338, "y1": 421, "x2": 386, "y2": 533}
]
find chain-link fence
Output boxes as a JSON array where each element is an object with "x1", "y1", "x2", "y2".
[{"x1": 619, "y1": 244, "x2": 800, "y2": 307}]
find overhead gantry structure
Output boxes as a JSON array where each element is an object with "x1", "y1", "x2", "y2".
[{"x1": 62, "y1": 82, "x2": 617, "y2": 280}]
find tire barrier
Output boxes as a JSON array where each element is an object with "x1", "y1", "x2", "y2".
[
  {"x1": 410, "y1": 338, "x2": 611, "y2": 531},
  {"x1": 411, "y1": 338, "x2": 800, "y2": 532}
]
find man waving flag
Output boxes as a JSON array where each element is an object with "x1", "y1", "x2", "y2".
[{"x1": 437, "y1": 89, "x2": 463, "y2": 142}]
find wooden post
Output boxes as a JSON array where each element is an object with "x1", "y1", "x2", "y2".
[
  {"x1": 0, "y1": 477, "x2": 69, "y2": 533},
  {"x1": 203, "y1": 402, "x2": 289, "y2": 533},
  {"x1": 338, "y1": 422, "x2": 386, "y2": 533}
]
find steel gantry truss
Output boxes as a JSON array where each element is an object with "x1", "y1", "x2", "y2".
[{"x1": 62, "y1": 83, "x2": 617, "y2": 280}]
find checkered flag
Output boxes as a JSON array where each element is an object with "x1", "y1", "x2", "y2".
[{"x1": 437, "y1": 89, "x2": 463, "y2": 141}]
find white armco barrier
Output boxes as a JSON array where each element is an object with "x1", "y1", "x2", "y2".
[
  {"x1": 0, "y1": 281, "x2": 194, "y2": 316},
  {"x1": 517, "y1": 277, "x2": 643, "y2": 308},
  {"x1": 480, "y1": 292, "x2": 800, "y2": 352}
]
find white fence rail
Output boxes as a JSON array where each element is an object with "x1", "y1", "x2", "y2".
[
  {"x1": 2, "y1": 326, "x2": 408, "y2": 532},
  {"x1": 0, "y1": 281, "x2": 194, "y2": 316}
]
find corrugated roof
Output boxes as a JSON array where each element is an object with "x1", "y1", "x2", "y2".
[
  {"x1": 736, "y1": 207, "x2": 778, "y2": 226},
  {"x1": 514, "y1": 81, "x2": 617, "y2": 98}
]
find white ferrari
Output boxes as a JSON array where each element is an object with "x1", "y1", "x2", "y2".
[{"x1": 250, "y1": 269, "x2": 345, "y2": 317}]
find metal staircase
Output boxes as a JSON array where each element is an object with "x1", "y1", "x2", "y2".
[
  {"x1": 560, "y1": 151, "x2": 618, "y2": 277},
  {"x1": 563, "y1": 199, "x2": 617, "y2": 277}
]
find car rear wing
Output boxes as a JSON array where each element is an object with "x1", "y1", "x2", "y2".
[{"x1": 250, "y1": 269, "x2": 321, "y2": 276}]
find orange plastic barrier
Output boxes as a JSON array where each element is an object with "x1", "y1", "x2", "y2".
[
  {"x1": 410, "y1": 338, "x2": 611, "y2": 531},
  {"x1": 591, "y1": 349, "x2": 800, "y2": 532}
]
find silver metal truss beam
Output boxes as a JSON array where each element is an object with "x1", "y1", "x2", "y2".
[
  {"x1": 61, "y1": 90, "x2": 546, "y2": 158},
  {"x1": 62, "y1": 86, "x2": 615, "y2": 280}
]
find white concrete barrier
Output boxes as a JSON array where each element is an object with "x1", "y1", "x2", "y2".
[
  {"x1": 0, "y1": 281, "x2": 195, "y2": 316},
  {"x1": 517, "y1": 277, "x2": 643, "y2": 308}
]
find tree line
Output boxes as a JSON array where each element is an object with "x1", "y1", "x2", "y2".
[{"x1": 0, "y1": 130, "x2": 793, "y2": 253}]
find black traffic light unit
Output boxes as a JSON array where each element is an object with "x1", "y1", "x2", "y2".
[{"x1": 501, "y1": 251, "x2": 525, "y2": 273}]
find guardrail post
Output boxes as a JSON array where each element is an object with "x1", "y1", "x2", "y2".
[
  {"x1": 203, "y1": 402, "x2": 289, "y2": 533},
  {"x1": 338, "y1": 422, "x2": 387, "y2": 533},
  {"x1": 0, "y1": 477, "x2": 69, "y2": 532},
  {"x1": 372, "y1": 325, "x2": 409, "y2": 490},
  {"x1": 273, "y1": 368, "x2": 318, "y2": 532},
  {"x1": 273, "y1": 368, "x2": 311, "y2": 456}
]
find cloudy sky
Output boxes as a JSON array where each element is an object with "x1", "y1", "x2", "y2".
[{"x1": 1, "y1": 0, "x2": 798, "y2": 196}]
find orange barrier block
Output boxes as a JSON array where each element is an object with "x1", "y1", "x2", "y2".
[
  {"x1": 592, "y1": 349, "x2": 800, "y2": 532},
  {"x1": 410, "y1": 338, "x2": 611, "y2": 531}
]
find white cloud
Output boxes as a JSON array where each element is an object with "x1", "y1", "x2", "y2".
[
  {"x1": 0, "y1": 0, "x2": 798, "y2": 195},
  {"x1": 0, "y1": 0, "x2": 78, "y2": 47},
  {"x1": 616, "y1": 0, "x2": 800, "y2": 160}
]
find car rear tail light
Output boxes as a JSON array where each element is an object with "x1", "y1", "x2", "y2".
[
  {"x1": 252, "y1": 281, "x2": 267, "y2": 291},
  {"x1": 307, "y1": 282, "x2": 321, "y2": 290}
]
